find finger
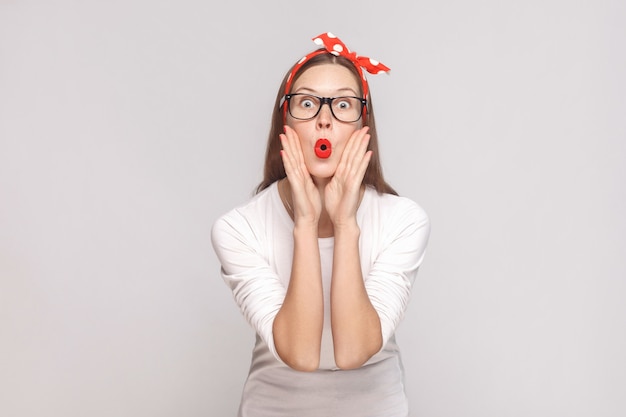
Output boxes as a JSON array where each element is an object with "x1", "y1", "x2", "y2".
[
  {"x1": 281, "y1": 128, "x2": 305, "y2": 181},
  {"x1": 349, "y1": 128, "x2": 371, "y2": 170},
  {"x1": 284, "y1": 125, "x2": 302, "y2": 154},
  {"x1": 280, "y1": 127, "x2": 297, "y2": 162},
  {"x1": 339, "y1": 126, "x2": 367, "y2": 166},
  {"x1": 282, "y1": 127, "x2": 312, "y2": 198},
  {"x1": 344, "y1": 127, "x2": 370, "y2": 169},
  {"x1": 281, "y1": 133, "x2": 306, "y2": 186},
  {"x1": 337, "y1": 128, "x2": 370, "y2": 181},
  {"x1": 354, "y1": 149, "x2": 373, "y2": 182},
  {"x1": 279, "y1": 136, "x2": 296, "y2": 178},
  {"x1": 284, "y1": 125, "x2": 307, "y2": 172}
]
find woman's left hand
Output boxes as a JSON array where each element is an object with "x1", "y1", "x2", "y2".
[{"x1": 325, "y1": 126, "x2": 372, "y2": 229}]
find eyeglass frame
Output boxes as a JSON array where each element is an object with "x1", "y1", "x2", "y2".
[{"x1": 282, "y1": 93, "x2": 368, "y2": 123}]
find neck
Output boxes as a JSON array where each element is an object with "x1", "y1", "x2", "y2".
[
  {"x1": 279, "y1": 178, "x2": 335, "y2": 238},
  {"x1": 312, "y1": 177, "x2": 334, "y2": 238},
  {"x1": 279, "y1": 178, "x2": 366, "y2": 239}
]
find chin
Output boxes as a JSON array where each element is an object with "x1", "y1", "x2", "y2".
[{"x1": 308, "y1": 166, "x2": 337, "y2": 181}]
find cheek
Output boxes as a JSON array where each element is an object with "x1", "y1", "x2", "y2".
[
  {"x1": 336, "y1": 126, "x2": 359, "y2": 147},
  {"x1": 290, "y1": 124, "x2": 314, "y2": 145}
]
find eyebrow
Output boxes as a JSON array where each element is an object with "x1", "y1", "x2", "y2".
[{"x1": 293, "y1": 87, "x2": 359, "y2": 96}]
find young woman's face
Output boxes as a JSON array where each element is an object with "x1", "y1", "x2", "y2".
[{"x1": 287, "y1": 63, "x2": 362, "y2": 181}]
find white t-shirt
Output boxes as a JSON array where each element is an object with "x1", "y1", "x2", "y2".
[{"x1": 211, "y1": 182, "x2": 430, "y2": 417}]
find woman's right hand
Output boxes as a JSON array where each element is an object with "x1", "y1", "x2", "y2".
[{"x1": 280, "y1": 125, "x2": 322, "y2": 226}]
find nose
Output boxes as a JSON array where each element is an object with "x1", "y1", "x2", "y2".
[{"x1": 316, "y1": 102, "x2": 332, "y2": 129}]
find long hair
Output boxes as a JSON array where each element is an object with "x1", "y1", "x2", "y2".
[{"x1": 255, "y1": 51, "x2": 397, "y2": 196}]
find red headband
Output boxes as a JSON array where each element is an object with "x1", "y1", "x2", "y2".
[{"x1": 283, "y1": 32, "x2": 390, "y2": 100}]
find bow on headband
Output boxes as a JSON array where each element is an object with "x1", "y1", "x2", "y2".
[{"x1": 283, "y1": 32, "x2": 390, "y2": 100}]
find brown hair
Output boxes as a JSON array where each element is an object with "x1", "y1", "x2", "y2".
[{"x1": 255, "y1": 51, "x2": 397, "y2": 196}]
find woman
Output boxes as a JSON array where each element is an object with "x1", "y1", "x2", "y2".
[{"x1": 211, "y1": 32, "x2": 430, "y2": 417}]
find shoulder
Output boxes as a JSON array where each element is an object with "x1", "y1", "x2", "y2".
[
  {"x1": 359, "y1": 188, "x2": 431, "y2": 264},
  {"x1": 211, "y1": 184, "x2": 277, "y2": 246}
]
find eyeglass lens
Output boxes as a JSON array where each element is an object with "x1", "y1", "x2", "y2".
[{"x1": 288, "y1": 94, "x2": 362, "y2": 122}]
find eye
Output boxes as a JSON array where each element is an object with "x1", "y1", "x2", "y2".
[
  {"x1": 295, "y1": 95, "x2": 318, "y2": 109},
  {"x1": 301, "y1": 99, "x2": 315, "y2": 109},
  {"x1": 335, "y1": 98, "x2": 352, "y2": 110}
]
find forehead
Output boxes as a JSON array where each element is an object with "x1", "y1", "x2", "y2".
[{"x1": 291, "y1": 63, "x2": 360, "y2": 95}]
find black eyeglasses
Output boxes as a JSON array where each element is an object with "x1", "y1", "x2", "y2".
[{"x1": 284, "y1": 93, "x2": 367, "y2": 123}]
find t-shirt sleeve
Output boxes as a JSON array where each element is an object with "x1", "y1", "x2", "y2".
[
  {"x1": 364, "y1": 198, "x2": 431, "y2": 349},
  {"x1": 210, "y1": 210, "x2": 286, "y2": 363}
]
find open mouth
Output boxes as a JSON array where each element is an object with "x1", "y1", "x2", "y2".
[{"x1": 314, "y1": 138, "x2": 332, "y2": 159}]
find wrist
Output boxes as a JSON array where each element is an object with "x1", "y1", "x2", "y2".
[
  {"x1": 293, "y1": 221, "x2": 319, "y2": 237},
  {"x1": 333, "y1": 219, "x2": 360, "y2": 237}
]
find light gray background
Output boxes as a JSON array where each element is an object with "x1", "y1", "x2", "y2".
[{"x1": 1, "y1": 1, "x2": 624, "y2": 416}]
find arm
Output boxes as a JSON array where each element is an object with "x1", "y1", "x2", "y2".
[
  {"x1": 325, "y1": 128, "x2": 430, "y2": 369},
  {"x1": 211, "y1": 212, "x2": 288, "y2": 363},
  {"x1": 331, "y1": 221, "x2": 382, "y2": 369},
  {"x1": 211, "y1": 200, "x2": 325, "y2": 372},
  {"x1": 365, "y1": 200, "x2": 430, "y2": 350},
  {"x1": 332, "y1": 198, "x2": 430, "y2": 369},
  {"x1": 324, "y1": 127, "x2": 381, "y2": 369},
  {"x1": 272, "y1": 222, "x2": 324, "y2": 372},
  {"x1": 272, "y1": 126, "x2": 325, "y2": 371}
]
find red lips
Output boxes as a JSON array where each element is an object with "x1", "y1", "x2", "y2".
[{"x1": 314, "y1": 138, "x2": 332, "y2": 159}]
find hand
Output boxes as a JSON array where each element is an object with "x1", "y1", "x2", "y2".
[
  {"x1": 280, "y1": 125, "x2": 322, "y2": 225},
  {"x1": 325, "y1": 126, "x2": 372, "y2": 228}
]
